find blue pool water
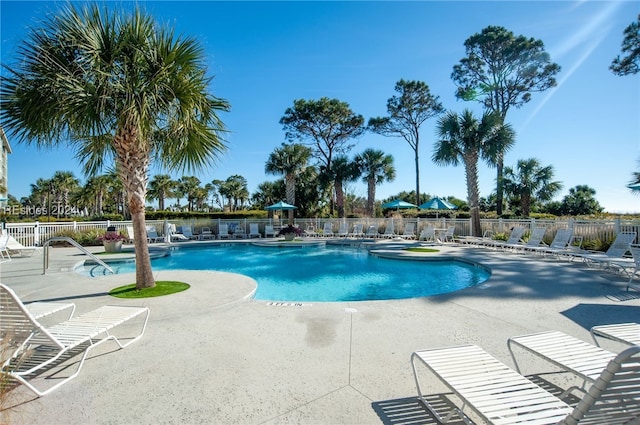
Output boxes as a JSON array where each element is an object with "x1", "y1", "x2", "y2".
[{"x1": 81, "y1": 245, "x2": 490, "y2": 302}]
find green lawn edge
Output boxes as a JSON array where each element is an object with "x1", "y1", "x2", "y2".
[{"x1": 110, "y1": 281, "x2": 190, "y2": 298}]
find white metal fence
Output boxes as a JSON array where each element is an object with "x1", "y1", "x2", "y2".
[{"x1": 5, "y1": 217, "x2": 640, "y2": 247}]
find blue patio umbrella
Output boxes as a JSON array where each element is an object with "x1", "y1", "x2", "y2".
[
  {"x1": 266, "y1": 201, "x2": 297, "y2": 210},
  {"x1": 381, "y1": 199, "x2": 418, "y2": 210},
  {"x1": 419, "y1": 197, "x2": 457, "y2": 218},
  {"x1": 266, "y1": 201, "x2": 297, "y2": 224}
]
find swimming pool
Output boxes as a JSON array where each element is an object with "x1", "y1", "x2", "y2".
[{"x1": 80, "y1": 245, "x2": 490, "y2": 302}]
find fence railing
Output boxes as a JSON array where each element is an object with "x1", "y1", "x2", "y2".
[{"x1": 5, "y1": 217, "x2": 640, "y2": 247}]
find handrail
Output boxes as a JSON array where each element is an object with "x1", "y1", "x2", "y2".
[{"x1": 42, "y1": 237, "x2": 114, "y2": 275}]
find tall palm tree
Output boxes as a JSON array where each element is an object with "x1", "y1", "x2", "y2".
[
  {"x1": 81, "y1": 175, "x2": 112, "y2": 216},
  {"x1": 0, "y1": 5, "x2": 229, "y2": 289},
  {"x1": 433, "y1": 110, "x2": 515, "y2": 236},
  {"x1": 51, "y1": 171, "x2": 80, "y2": 218},
  {"x1": 321, "y1": 155, "x2": 359, "y2": 218},
  {"x1": 503, "y1": 158, "x2": 562, "y2": 217},
  {"x1": 265, "y1": 143, "x2": 312, "y2": 222},
  {"x1": 177, "y1": 176, "x2": 202, "y2": 211},
  {"x1": 148, "y1": 174, "x2": 177, "y2": 211},
  {"x1": 354, "y1": 149, "x2": 395, "y2": 217}
]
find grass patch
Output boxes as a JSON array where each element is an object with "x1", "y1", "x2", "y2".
[
  {"x1": 110, "y1": 281, "x2": 190, "y2": 298},
  {"x1": 404, "y1": 247, "x2": 440, "y2": 253}
]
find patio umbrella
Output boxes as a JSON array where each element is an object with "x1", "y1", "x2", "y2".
[
  {"x1": 381, "y1": 199, "x2": 418, "y2": 210},
  {"x1": 266, "y1": 201, "x2": 297, "y2": 224},
  {"x1": 266, "y1": 201, "x2": 297, "y2": 211},
  {"x1": 419, "y1": 197, "x2": 457, "y2": 218}
]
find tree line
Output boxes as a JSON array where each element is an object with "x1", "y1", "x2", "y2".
[{"x1": 1, "y1": 5, "x2": 635, "y2": 289}]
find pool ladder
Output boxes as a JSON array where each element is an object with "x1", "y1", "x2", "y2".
[{"x1": 42, "y1": 236, "x2": 114, "y2": 275}]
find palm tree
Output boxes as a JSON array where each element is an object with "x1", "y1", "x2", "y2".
[
  {"x1": 0, "y1": 5, "x2": 229, "y2": 288},
  {"x1": 433, "y1": 110, "x2": 515, "y2": 236},
  {"x1": 354, "y1": 149, "x2": 396, "y2": 217},
  {"x1": 503, "y1": 158, "x2": 562, "y2": 217},
  {"x1": 265, "y1": 143, "x2": 312, "y2": 222},
  {"x1": 177, "y1": 176, "x2": 202, "y2": 211},
  {"x1": 148, "y1": 175, "x2": 177, "y2": 211},
  {"x1": 51, "y1": 171, "x2": 80, "y2": 218},
  {"x1": 81, "y1": 174, "x2": 112, "y2": 216},
  {"x1": 321, "y1": 155, "x2": 359, "y2": 218},
  {"x1": 223, "y1": 175, "x2": 249, "y2": 211}
]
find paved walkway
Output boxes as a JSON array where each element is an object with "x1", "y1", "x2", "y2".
[{"x1": 1, "y1": 241, "x2": 639, "y2": 425}]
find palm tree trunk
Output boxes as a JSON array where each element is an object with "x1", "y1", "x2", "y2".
[
  {"x1": 335, "y1": 180, "x2": 345, "y2": 218},
  {"x1": 285, "y1": 174, "x2": 295, "y2": 223},
  {"x1": 414, "y1": 151, "x2": 421, "y2": 206},
  {"x1": 464, "y1": 153, "x2": 482, "y2": 237},
  {"x1": 114, "y1": 127, "x2": 155, "y2": 289},
  {"x1": 367, "y1": 178, "x2": 376, "y2": 217}
]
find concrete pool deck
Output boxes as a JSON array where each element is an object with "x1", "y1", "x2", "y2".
[{"x1": 1, "y1": 240, "x2": 639, "y2": 424}]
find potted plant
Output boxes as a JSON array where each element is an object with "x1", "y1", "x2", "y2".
[
  {"x1": 277, "y1": 224, "x2": 303, "y2": 241},
  {"x1": 98, "y1": 231, "x2": 126, "y2": 253}
]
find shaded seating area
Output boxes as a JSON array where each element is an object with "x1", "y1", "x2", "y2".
[{"x1": 0, "y1": 283, "x2": 149, "y2": 397}]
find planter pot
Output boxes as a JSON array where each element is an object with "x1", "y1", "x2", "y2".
[
  {"x1": 103, "y1": 240, "x2": 123, "y2": 253},
  {"x1": 283, "y1": 233, "x2": 296, "y2": 241}
]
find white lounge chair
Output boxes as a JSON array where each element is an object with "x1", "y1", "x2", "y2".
[
  {"x1": 365, "y1": 225, "x2": 378, "y2": 238},
  {"x1": 304, "y1": 225, "x2": 318, "y2": 238},
  {"x1": 349, "y1": 224, "x2": 364, "y2": 238},
  {"x1": 0, "y1": 283, "x2": 149, "y2": 397},
  {"x1": 0, "y1": 233, "x2": 11, "y2": 263},
  {"x1": 505, "y1": 226, "x2": 547, "y2": 253},
  {"x1": 25, "y1": 301, "x2": 76, "y2": 321},
  {"x1": 248, "y1": 223, "x2": 262, "y2": 238},
  {"x1": 570, "y1": 231, "x2": 637, "y2": 269},
  {"x1": 435, "y1": 226, "x2": 455, "y2": 243},
  {"x1": 233, "y1": 225, "x2": 246, "y2": 239},
  {"x1": 169, "y1": 223, "x2": 189, "y2": 242},
  {"x1": 264, "y1": 225, "x2": 276, "y2": 238},
  {"x1": 337, "y1": 222, "x2": 349, "y2": 238},
  {"x1": 181, "y1": 225, "x2": 198, "y2": 240},
  {"x1": 418, "y1": 226, "x2": 435, "y2": 242},
  {"x1": 526, "y1": 227, "x2": 573, "y2": 257},
  {"x1": 508, "y1": 330, "x2": 617, "y2": 386},
  {"x1": 125, "y1": 225, "x2": 135, "y2": 243},
  {"x1": 457, "y1": 229, "x2": 493, "y2": 246},
  {"x1": 379, "y1": 222, "x2": 395, "y2": 238},
  {"x1": 399, "y1": 223, "x2": 415, "y2": 240},
  {"x1": 146, "y1": 226, "x2": 164, "y2": 243},
  {"x1": 591, "y1": 322, "x2": 640, "y2": 347},
  {"x1": 215, "y1": 225, "x2": 228, "y2": 240},
  {"x1": 411, "y1": 343, "x2": 640, "y2": 425},
  {"x1": 321, "y1": 222, "x2": 334, "y2": 237},
  {"x1": 3, "y1": 234, "x2": 39, "y2": 257},
  {"x1": 482, "y1": 226, "x2": 525, "y2": 249}
]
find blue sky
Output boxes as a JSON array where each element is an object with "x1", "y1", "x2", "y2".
[{"x1": 1, "y1": 1, "x2": 639, "y2": 213}]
